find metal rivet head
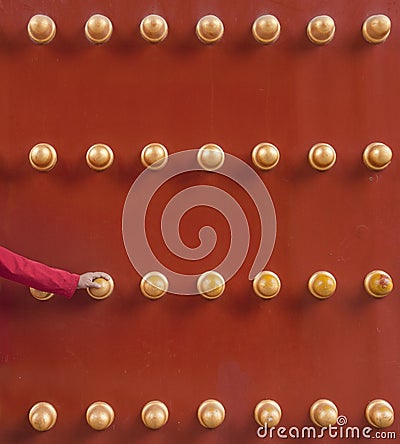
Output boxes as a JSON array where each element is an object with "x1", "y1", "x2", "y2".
[
  {"x1": 310, "y1": 399, "x2": 338, "y2": 427},
  {"x1": 140, "y1": 15, "x2": 168, "y2": 43},
  {"x1": 307, "y1": 15, "x2": 335, "y2": 45},
  {"x1": 140, "y1": 272, "x2": 168, "y2": 299},
  {"x1": 197, "y1": 399, "x2": 225, "y2": 428},
  {"x1": 27, "y1": 14, "x2": 56, "y2": 44},
  {"x1": 252, "y1": 15, "x2": 281, "y2": 44},
  {"x1": 252, "y1": 143, "x2": 280, "y2": 170},
  {"x1": 365, "y1": 400, "x2": 394, "y2": 428},
  {"x1": 86, "y1": 402, "x2": 115, "y2": 430},
  {"x1": 197, "y1": 271, "x2": 225, "y2": 299},
  {"x1": 254, "y1": 400, "x2": 282, "y2": 427},
  {"x1": 363, "y1": 143, "x2": 392, "y2": 170},
  {"x1": 197, "y1": 144, "x2": 225, "y2": 171},
  {"x1": 87, "y1": 277, "x2": 114, "y2": 300},
  {"x1": 85, "y1": 14, "x2": 113, "y2": 44},
  {"x1": 30, "y1": 288, "x2": 54, "y2": 301},
  {"x1": 141, "y1": 401, "x2": 169, "y2": 429},
  {"x1": 364, "y1": 270, "x2": 393, "y2": 298},
  {"x1": 196, "y1": 15, "x2": 224, "y2": 44},
  {"x1": 308, "y1": 143, "x2": 336, "y2": 171},
  {"x1": 253, "y1": 271, "x2": 281, "y2": 299},
  {"x1": 29, "y1": 402, "x2": 57, "y2": 431},
  {"x1": 308, "y1": 271, "x2": 336, "y2": 299},
  {"x1": 362, "y1": 15, "x2": 391, "y2": 44},
  {"x1": 141, "y1": 143, "x2": 168, "y2": 170},
  {"x1": 29, "y1": 143, "x2": 57, "y2": 172},
  {"x1": 86, "y1": 144, "x2": 114, "y2": 171}
]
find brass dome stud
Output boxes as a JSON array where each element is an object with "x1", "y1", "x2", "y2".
[
  {"x1": 308, "y1": 143, "x2": 336, "y2": 171},
  {"x1": 140, "y1": 272, "x2": 168, "y2": 300},
  {"x1": 254, "y1": 400, "x2": 282, "y2": 427},
  {"x1": 251, "y1": 143, "x2": 280, "y2": 170},
  {"x1": 141, "y1": 400, "x2": 169, "y2": 429},
  {"x1": 30, "y1": 288, "x2": 54, "y2": 301},
  {"x1": 197, "y1": 271, "x2": 225, "y2": 299},
  {"x1": 29, "y1": 143, "x2": 57, "y2": 172},
  {"x1": 253, "y1": 271, "x2": 281, "y2": 299},
  {"x1": 362, "y1": 15, "x2": 391, "y2": 44},
  {"x1": 363, "y1": 143, "x2": 392, "y2": 171},
  {"x1": 86, "y1": 401, "x2": 115, "y2": 431},
  {"x1": 252, "y1": 15, "x2": 281, "y2": 44},
  {"x1": 310, "y1": 399, "x2": 338, "y2": 427},
  {"x1": 196, "y1": 15, "x2": 224, "y2": 44},
  {"x1": 85, "y1": 14, "x2": 113, "y2": 44},
  {"x1": 307, "y1": 15, "x2": 335, "y2": 45},
  {"x1": 197, "y1": 399, "x2": 225, "y2": 429},
  {"x1": 365, "y1": 399, "x2": 394, "y2": 428},
  {"x1": 86, "y1": 144, "x2": 114, "y2": 171},
  {"x1": 364, "y1": 270, "x2": 393, "y2": 298},
  {"x1": 140, "y1": 143, "x2": 168, "y2": 170},
  {"x1": 27, "y1": 14, "x2": 56, "y2": 44},
  {"x1": 197, "y1": 144, "x2": 225, "y2": 171},
  {"x1": 29, "y1": 402, "x2": 57, "y2": 432},
  {"x1": 87, "y1": 277, "x2": 114, "y2": 300},
  {"x1": 140, "y1": 15, "x2": 168, "y2": 43},
  {"x1": 308, "y1": 271, "x2": 336, "y2": 299}
]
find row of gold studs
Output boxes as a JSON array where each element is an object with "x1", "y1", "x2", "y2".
[
  {"x1": 27, "y1": 398, "x2": 395, "y2": 432},
  {"x1": 30, "y1": 269, "x2": 394, "y2": 301},
  {"x1": 28, "y1": 142, "x2": 393, "y2": 172},
  {"x1": 26, "y1": 14, "x2": 391, "y2": 45}
]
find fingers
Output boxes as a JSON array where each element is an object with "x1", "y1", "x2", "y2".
[
  {"x1": 92, "y1": 272, "x2": 111, "y2": 281},
  {"x1": 89, "y1": 281, "x2": 102, "y2": 289}
]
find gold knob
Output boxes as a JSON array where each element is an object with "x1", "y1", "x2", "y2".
[
  {"x1": 197, "y1": 144, "x2": 225, "y2": 171},
  {"x1": 310, "y1": 399, "x2": 338, "y2": 427},
  {"x1": 308, "y1": 143, "x2": 336, "y2": 171},
  {"x1": 140, "y1": 15, "x2": 168, "y2": 43},
  {"x1": 196, "y1": 15, "x2": 224, "y2": 44},
  {"x1": 30, "y1": 287, "x2": 54, "y2": 301},
  {"x1": 87, "y1": 277, "x2": 114, "y2": 300},
  {"x1": 197, "y1": 271, "x2": 225, "y2": 299},
  {"x1": 307, "y1": 15, "x2": 335, "y2": 45},
  {"x1": 141, "y1": 400, "x2": 169, "y2": 429},
  {"x1": 29, "y1": 402, "x2": 57, "y2": 431},
  {"x1": 252, "y1": 15, "x2": 281, "y2": 44},
  {"x1": 254, "y1": 400, "x2": 282, "y2": 427},
  {"x1": 365, "y1": 399, "x2": 394, "y2": 428},
  {"x1": 197, "y1": 399, "x2": 225, "y2": 428},
  {"x1": 27, "y1": 14, "x2": 56, "y2": 44},
  {"x1": 141, "y1": 143, "x2": 168, "y2": 170},
  {"x1": 85, "y1": 14, "x2": 113, "y2": 44},
  {"x1": 364, "y1": 270, "x2": 393, "y2": 298},
  {"x1": 252, "y1": 143, "x2": 280, "y2": 170},
  {"x1": 253, "y1": 271, "x2": 281, "y2": 299},
  {"x1": 86, "y1": 401, "x2": 115, "y2": 430},
  {"x1": 29, "y1": 143, "x2": 57, "y2": 172},
  {"x1": 140, "y1": 272, "x2": 168, "y2": 299},
  {"x1": 86, "y1": 144, "x2": 114, "y2": 171},
  {"x1": 363, "y1": 143, "x2": 392, "y2": 171},
  {"x1": 362, "y1": 15, "x2": 391, "y2": 44},
  {"x1": 308, "y1": 271, "x2": 336, "y2": 299}
]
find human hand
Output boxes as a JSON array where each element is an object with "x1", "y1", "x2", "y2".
[{"x1": 77, "y1": 272, "x2": 111, "y2": 289}]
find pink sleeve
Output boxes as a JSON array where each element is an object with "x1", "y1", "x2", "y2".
[{"x1": 0, "y1": 245, "x2": 80, "y2": 299}]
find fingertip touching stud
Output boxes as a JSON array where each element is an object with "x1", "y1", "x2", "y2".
[
  {"x1": 197, "y1": 399, "x2": 225, "y2": 428},
  {"x1": 141, "y1": 143, "x2": 168, "y2": 170},
  {"x1": 141, "y1": 401, "x2": 169, "y2": 429},
  {"x1": 253, "y1": 271, "x2": 281, "y2": 299},
  {"x1": 87, "y1": 277, "x2": 114, "y2": 300},
  {"x1": 362, "y1": 15, "x2": 391, "y2": 44},
  {"x1": 363, "y1": 143, "x2": 392, "y2": 171},
  {"x1": 197, "y1": 144, "x2": 225, "y2": 171},
  {"x1": 364, "y1": 270, "x2": 393, "y2": 298},
  {"x1": 29, "y1": 402, "x2": 57, "y2": 431},
  {"x1": 140, "y1": 14, "x2": 168, "y2": 43},
  {"x1": 140, "y1": 272, "x2": 168, "y2": 299},
  {"x1": 310, "y1": 399, "x2": 338, "y2": 427},
  {"x1": 308, "y1": 143, "x2": 336, "y2": 171},
  {"x1": 307, "y1": 15, "x2": 335, "y2": 45},
  {"x1": 197, "y1": 271, "x2": 225, "y2": 299},
  {"x1": 85, "y1": 14, "x2": 113, "y2": 44},
  {"x1": 365, "y1": 399, "x2": 394, "y2": 428},
  {"x1": 254, "y1": 400, "x2": 282, "y2": 427},
  {"x1": 86, "y1": 144, "x2": 114, "y2": 171},
  {"x1": 196, "y1": 15, "x2": 224, "y2": 44},
  {"x1": 29, "y1": 143, "x2": 57, "y2": 172},
  {"x1": 27, "y1": 14, "x2": 56, "y2": 44},
  {"x1": 252, "y1": 15, "x2": 281, "y2": 44},
  {"x1": 86, "y1": 401, "x2": 115, "y2": 430},
  {"x1": 252, "y1": 143, "x2": 280, "y2": 170},
  {"x1": 308, "y1": 271, "x2": 336, "y2": 299}
]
